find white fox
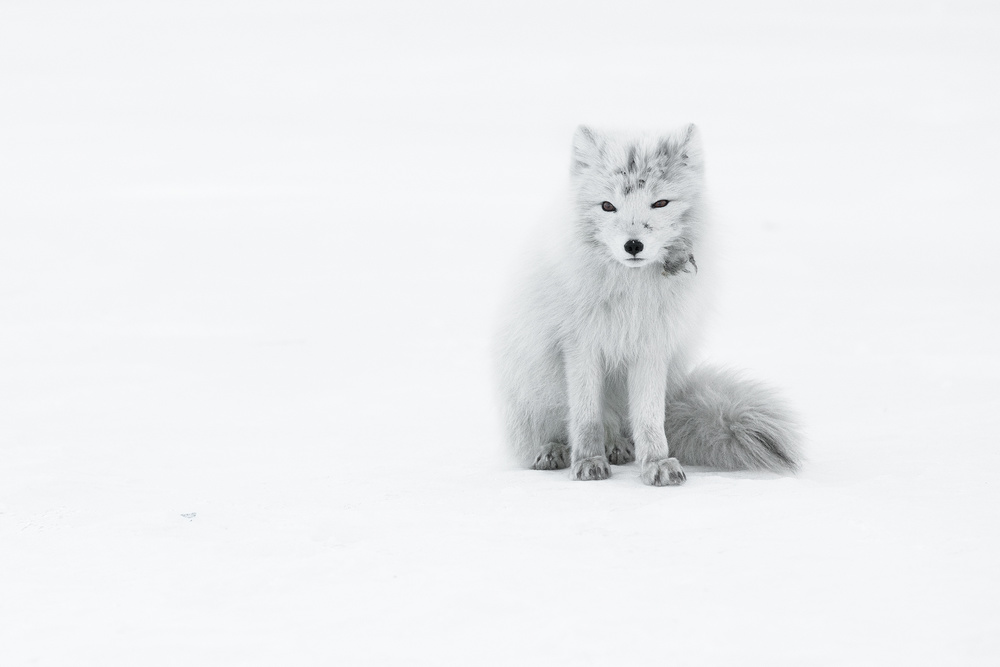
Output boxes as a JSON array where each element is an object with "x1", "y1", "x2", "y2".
[{"x1": 495, "y1": 125, "x2": 801, "y2": 485}]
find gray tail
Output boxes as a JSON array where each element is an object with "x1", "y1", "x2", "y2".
[{"x1": 665, "y1": 365, "x2": 802, "y2": 473}]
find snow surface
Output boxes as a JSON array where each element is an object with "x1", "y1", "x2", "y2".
[{"x1": 3, "y1": 1, "x2": 1000, "y2": 664}]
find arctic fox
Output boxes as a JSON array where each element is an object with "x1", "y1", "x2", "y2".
[{"x1": 495, "y1": 125, "x2": 801, "y2": 485}]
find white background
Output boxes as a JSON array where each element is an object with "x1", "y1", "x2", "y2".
[{"x1": 2, "y1": 1, "x2": 999, "y2": 664}]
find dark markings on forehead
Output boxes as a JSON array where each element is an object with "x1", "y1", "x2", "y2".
[
  {"x1": 616, "y1": 145, "x2": 652, "y2": 195},
  {"x1": 621, "y1": 176, "x2": 649, "y2": 196},
  {"x1": 607, "y1": 141, "x2": 688, "y2": 195}
]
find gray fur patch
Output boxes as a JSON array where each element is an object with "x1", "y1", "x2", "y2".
[
  {"x1": 661, "y1": 253, "x2": 694, "y2": 276},
  {"x1": 661, "y1": 237, "x2": 696, "y2": 276}
]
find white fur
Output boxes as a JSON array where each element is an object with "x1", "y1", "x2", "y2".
[{"x1": 495, "y1": 125, "x2": 800, "y2": 485}]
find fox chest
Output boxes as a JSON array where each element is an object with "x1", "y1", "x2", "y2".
[{"x1": 578, "y1": 286, "x2": 680, "y2": 362}]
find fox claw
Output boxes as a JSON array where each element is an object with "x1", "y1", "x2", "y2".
[
  {"x1": 570, "y1": 456, "x2": 611, "y2": 481},
  {"x1": 606, "y1": 436, "x2": 635, "y2": 465},
  {"x1": 532, "y1": 443, "x2": 570, "y2": 470},
  {"x1": 641, "y1": 458, "x2": 687, "y2": 486}
]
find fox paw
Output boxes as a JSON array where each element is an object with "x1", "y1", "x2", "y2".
[
  {"x1": 641, "y1": 458, "x2": 687, "y2": 486},
  {"x1": 532, "y1": 442, "x2": 570, "y2": 470},
  {"x1": 570, "y1": 456, "x2": 611, "y2": 481},
  {"x1": 606, "y1": 436, "x2": 635, "y2": 465}
]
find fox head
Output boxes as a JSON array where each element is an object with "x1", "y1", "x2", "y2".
[{"x1": 570, "y1": 125, "x2": 703, "y2": 271}]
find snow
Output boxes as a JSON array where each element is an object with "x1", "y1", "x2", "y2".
[{"x1": 2, "y1": 1, "x2": 999, "y2": 664}]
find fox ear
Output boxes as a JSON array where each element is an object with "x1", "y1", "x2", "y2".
[
  {"x1": 571, "y1": 125, "x2": 601, "y2": 175},
  {"x1": 657, "y1": 123, "x2": 703, "y2": 171},
  {"x1": 678, "y1": 123, "x2": 703, "y2": 169}
]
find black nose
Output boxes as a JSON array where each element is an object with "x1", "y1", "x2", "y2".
[{"x1": 624, "y1": 239, "x2": 644, "y2": 256}]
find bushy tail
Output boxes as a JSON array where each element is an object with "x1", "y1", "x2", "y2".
[{"x1": 665, "y1": 365, "x2": 802, "y2": 473}]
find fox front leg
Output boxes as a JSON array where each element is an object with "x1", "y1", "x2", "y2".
[
  {"x1": 628, "y1": 354, "x2": 687, "y2": 486},
  {"x1": 563, "y1": 342, "x2": 611, "y2": 481}
]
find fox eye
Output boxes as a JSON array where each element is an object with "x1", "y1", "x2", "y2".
[
  {"x1": 601, "y1": 201, "x2": 616, "y2": 212},
  {"x1": 651, "y1": 200, "x2": 670, "y2": 208}
]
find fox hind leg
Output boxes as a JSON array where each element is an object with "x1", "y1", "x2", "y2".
[
  {"x1": 532, "y1": 441, "x2": 571, "y2": 470},
  {"x1": 507, "y1": 401, "x2": 571, "y2": 470},
  {"x1": 606, "y1": 431, "x2": 635, "y2": 465}
]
